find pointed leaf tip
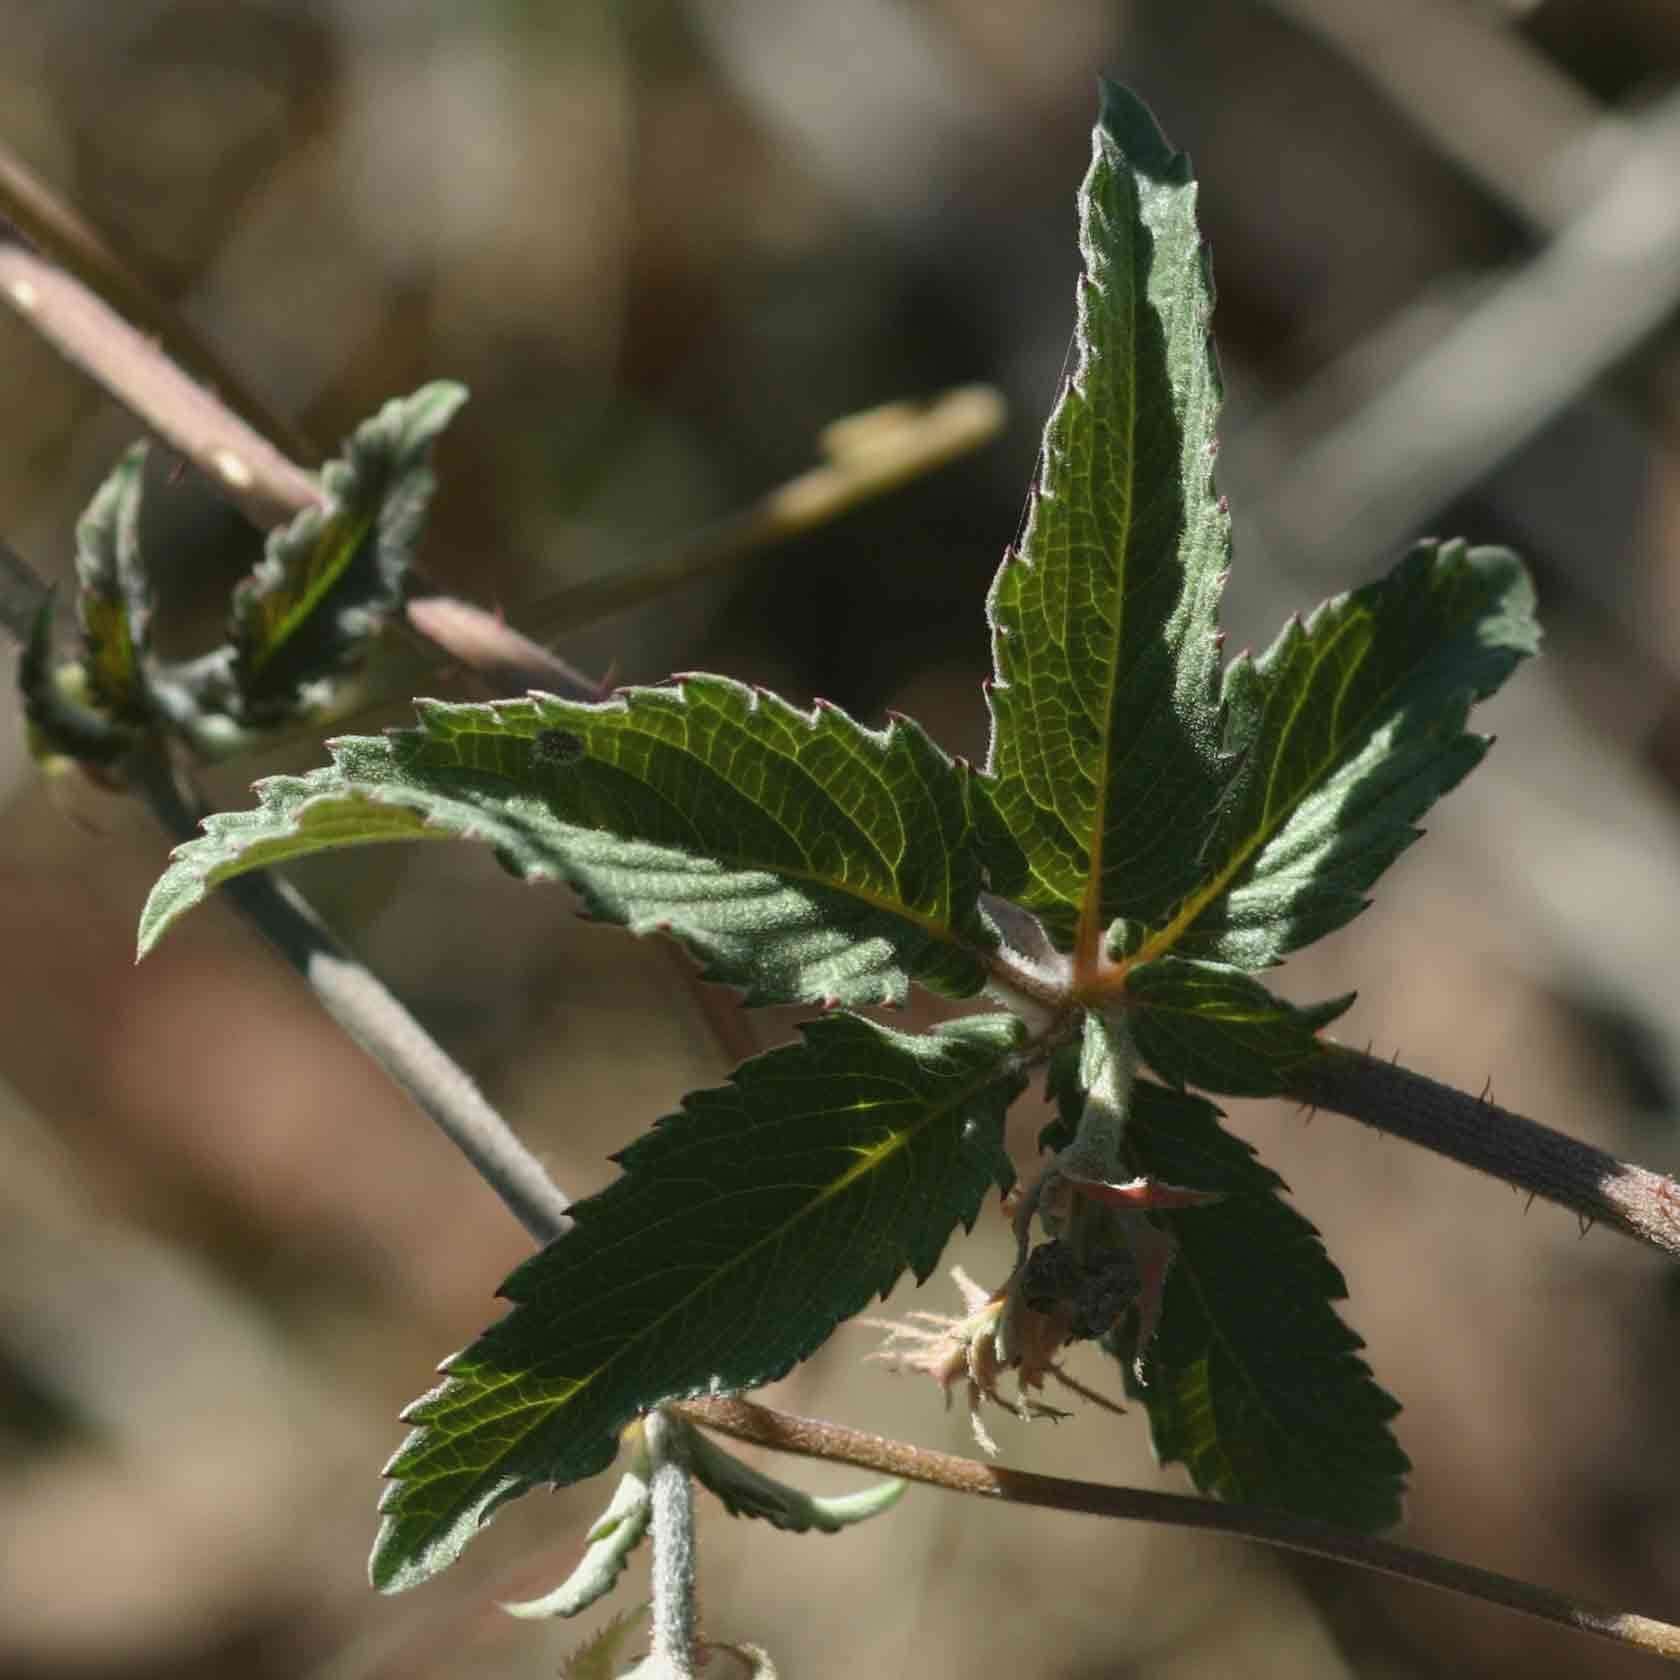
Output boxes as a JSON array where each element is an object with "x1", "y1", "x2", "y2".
[
  {"x1": 371, "y1": 1013, "x2": 1024, "y2": 1587},
  {"x1": 1154, "y1": 540, "x2": 1537, "y2": 970},
  {"x1": 984, "y1": 79, "x2": 1232, "y2": 948},
  {"x1": 139, "y1": 677, "x2": 1000, "y2": 1006},
  {"x1": 1116, "y1": 1079, "x2": 1408, "y2": 1531}
]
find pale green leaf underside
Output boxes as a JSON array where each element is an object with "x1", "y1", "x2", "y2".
[
  {"x1": 372, "y1": 1013, "x2": 1024, "y2": 1590},
  {"x1": 141, "y1": 676, "x2": 996, "y2": 1009},
  {"x1": 1117, "y1": 1080, "x2": 1409, "y2": 1531},
  {"x1": 1162, "y1": 540, "x2": 1538, "y2": 968},
  {"x1": 983, "y1": 79, "x2": 1230, "y2": 945},
  {"x1": 502, "y1": 1461, "x2": 651, "y2": 1620},
  {"x1": 682, "y1": 1425, "x2": 904, "y2": 1534}
]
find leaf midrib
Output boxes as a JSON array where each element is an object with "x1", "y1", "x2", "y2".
[
  {"x1": 1075, "y1": 141, "x2": 1143, "y2": 969},
  {"x1": 1127, "y1": 601, "x2": 1445, "y2": 970},
  {"x1": 405, "y1": 1046, "x2": 1017, "y2": 1522},
  {"x1": 423, "y1": 718, "x2": 984, "y2": 956},
  {"x1": 247, "y1": 506, "x2": 375, "y2": 676}
]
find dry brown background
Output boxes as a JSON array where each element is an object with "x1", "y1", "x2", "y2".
[{"x1": 6, "y1": 1, "x2": 1680, "y2": 1675}]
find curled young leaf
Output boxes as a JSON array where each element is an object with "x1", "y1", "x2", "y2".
[{"x1": 228, "y1": 381, "x2": 467, "y2": 722}]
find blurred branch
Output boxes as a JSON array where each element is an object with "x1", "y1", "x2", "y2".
[
  {"x1": 129, "y1": 750, "x2": 574, "y2": 1247},
  {"x1": 1264, "y1": 0, "x2": 1627, "y2": 232},
  {"x1": 678, "y1": 1396, "x2": 1680, "y2": 1664},
  {"x1": 514, "y1": 386, "x2": 1005, "y2": 643},
  {"x1": 0, "y1": 237, "x2": 325, "y2": 530},
  {"x1": 0, "y1": 137, "x2": 317, "y2": 464},
  {"x1": 1236, "y1": 83, "x2": 1680, "y2": 584}
]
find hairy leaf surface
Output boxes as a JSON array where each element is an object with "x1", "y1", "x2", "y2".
[
  {"x1": 140, "y1": 678, "x2": 996, "y2": 1007},
  {"x1": 1112, "y1": 1080, "x2": 1408, "y2": 1531},
  {"x1": 229, "y1": 381, "x2": 465, "y2": 720},
  {"x1": 983, "y1": 80, "x2": 1230, "y2": 947},
  {"x1": 1123, "y1": 957, "x2": 1351, "y2": 1096},
  {"x1": 371, "y1": 1013, "x2": 1025, "y2": 1590},
  {"x1": 1150, "y1": 540, "x2": 1537, "y2": 969}
]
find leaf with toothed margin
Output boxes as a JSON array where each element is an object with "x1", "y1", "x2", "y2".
[
  {"x1": 227, "y1": 382, "x2": 467, "y2": 723},
  {"x1": 1107, "y1": 1078, "x2": 1409, "y2": 1531},
  {"x1": 138, "y1": 676, "x2": 998, "y2": 1008},
  {"x1": 981, "y1": 79, "x2": 1234, "y2": 949},
  {"x1": 370, "y1": 1012, "x2": 1025, "y2": 1591},
  {"x1": 1123, "y1": 956, "x2": 1352, "y2": 1096},
  {"x1": 1136, "y1": 540, "x2": 1538, "y2": 971}
]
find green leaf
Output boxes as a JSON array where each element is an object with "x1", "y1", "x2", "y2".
[
  {"x1": 558, "y1": 1606, "x2": 649, "y2": 1680},
  {"x1": 681, "y1": 1423, "x2": 904, "y2": 1534},
  {"x1": 229, "y1": 381, "x2": 466, "y2": 721},
  {"x1": 1123, "y1": 956, "x2": 1352, "y2": 1096},
  {"x1": 74, "y1": 443, "x2": 153, "y2": 721},
  {"x1": 502, "y1": 1454, "x2": 651, "y2": 1620},
  {"x1": 139, "y1": 678, "x2": 998, "y2": 1008},
  {"x1": 371, "y1": 1013, "x2": 1025, "y2": 1591},
  {"x1": 1112, "y1": 1079, "x2": 1408, "y2": 1531},
  {"x1": 1154, "y1": 540, "x2": 1538, "y2": 969},
  {"x1": 19, "y1": 592, "x2": 134, "y2": 767},
  {"x1": 982, "y1": 79, "x2": 1230, "y2": 947}
]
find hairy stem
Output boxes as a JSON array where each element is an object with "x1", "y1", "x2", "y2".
[
  {"x1": 644, "y1": 1410, "x2": 700, "y2": 1678},
  {"x1": 1289, "y1": 1043, "x2": 1680, "y2": 1263},
  {"x1": 674, "y1": 1397, "x2": 1680, "y2": 1665}
]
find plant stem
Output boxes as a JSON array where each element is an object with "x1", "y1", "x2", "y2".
[
  {"x1": 643, "y1": 1410, "x2": 700, "y2": 1678},
  {"x1": 674, "y1": 1396, "x2": 1680, "y2": 1665},
  {"x1": 0, "y1": 238, "x2": 324, "y2": 530},
  {"x1": 513, "y1": 387, "x2": 1003, "y2": 644},
  {"x1": 1288, "y1": 1043, "x2": 1680, "y2": 1262},
  {"x1": 130, "y1": 750, "x2": 573, "y2": 1247},
  {"x1": 0, "y1": 137, "x2": 316, "y2": 465}
]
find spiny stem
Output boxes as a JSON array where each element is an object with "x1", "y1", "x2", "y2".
[
  {"x1": 674, "y1": 1397, "x2": 1680, "y2": 1666},
  {"x1": 1289, "y1": 1043, "x2": 1680, "y2": 1264}
]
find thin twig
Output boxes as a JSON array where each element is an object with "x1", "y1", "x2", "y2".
[
  {"x1": 129, "y1": 748, "x2": 573, "y2": 1247},
  {"x1": 0, "y1": 139, "x2": 317, "y2": 464},
  {"x1": 674, "y1": 1396, "x2": 1680, "y2": 1666},
  {"x1": 0, "y1": 238, "x2": 325, "y2": 531},
  {"x1": 514, "y1": 387, "x2": 1004, "y2": 644},
  {"x1": 1288, "y1": 1044, "x2": 1680, "y2": 1263}
]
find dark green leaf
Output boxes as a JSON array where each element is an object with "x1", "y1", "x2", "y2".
[
  {"x1": 371, "y1": 1012, "x2": 1025, "y2": 1590},
  {"x1": 74, "y1": 443, "x2": 152, "y2": 721},
  {"x1": 229, "y1": 381, "x2": 466, "y2": 721},
  {"x1": 1155, "y1": 540, "x2": 1537, "y2": 969},
  {"x1": 983, "y1": 80, "x2": 1230, "y2": 946},
  {"x1": 1123, "y1": 957, "x2": 1351, "y2": 1096},
  {"x1": 19, "y1": 592, "x2": 134, "y2": 766},
  {"x1": 140, "y1": 678, "x2": 998, "y2": 1008},
  {"x1": 1111, "y1": 1079, "x2": 1408, "y2": 1531}
]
